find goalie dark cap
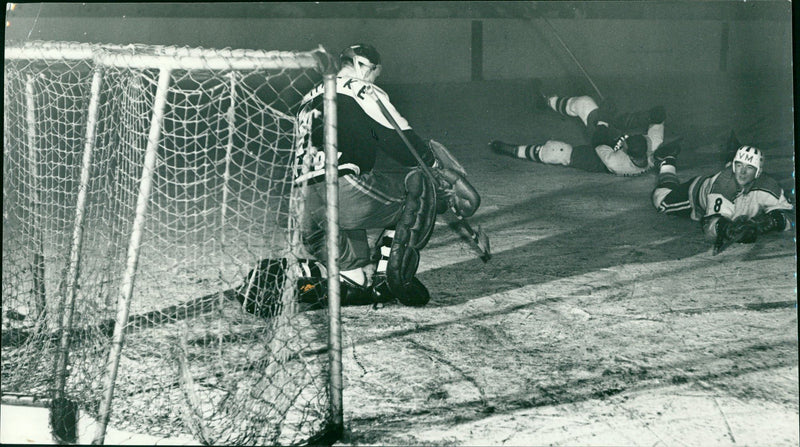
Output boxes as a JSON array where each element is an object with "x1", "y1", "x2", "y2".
[{"x1": 340, "y1": 43, "x2": 381, "y2": 66}]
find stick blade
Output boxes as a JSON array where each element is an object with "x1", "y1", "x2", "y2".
[{"x1": 476, "y1": 225, "x2": 491, "y2": 262}]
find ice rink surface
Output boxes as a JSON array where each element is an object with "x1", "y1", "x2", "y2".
[
  {"x1": 1, "y1": 73, "x2": 795, "y2": 446},
  {"x1": 331, "y1": 73, "x2": 797, "y2": 446}
]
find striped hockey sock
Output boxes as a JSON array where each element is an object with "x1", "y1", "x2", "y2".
[
  {"x1": 656, "y1": 164, "x2": 679, "y2": 189},
  {"x1": 549, "y1": 96, "x2": 571, "y2": 117},
  {"x1": 520, "y1": 144, "x2": 543, "y2": 162},
  {"x1": 375, "y1": 229, "x2": 394, "y2": 275}
]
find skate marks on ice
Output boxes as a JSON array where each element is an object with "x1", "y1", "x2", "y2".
[{"x1": 336, "y1": 249, "x2": 796, "y2": 445}]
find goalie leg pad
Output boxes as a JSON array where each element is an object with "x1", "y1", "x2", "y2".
[
  {"x1": 372, "y1": 274, "x2": 431, "y2": 307},
  {"x1": 387, "y1": 169, "x2": 436, "y2": 298},
  {"x1": 370, "y1": 228, "x2": 430, "y2": 306}
]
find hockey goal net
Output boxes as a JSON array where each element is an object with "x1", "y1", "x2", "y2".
[{"x1": 3, "y1": 41, "x2": 340, "y2": 445}]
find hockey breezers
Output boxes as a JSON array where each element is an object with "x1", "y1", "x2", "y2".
[{"x1": 369, "y1": 87, "x2": 491, "y2": 262}]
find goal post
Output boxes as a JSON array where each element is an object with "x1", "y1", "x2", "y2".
[{"x1": 2, "y1": 40, "x2": 342, "y2": 445}]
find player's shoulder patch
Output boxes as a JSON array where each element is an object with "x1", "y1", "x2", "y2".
[
  {"x1": 708, "y1": 169, "x2": 738, "y2": 201},
  {"x1": 749, "y1": 174, "x2": 784, "y2": 199}
]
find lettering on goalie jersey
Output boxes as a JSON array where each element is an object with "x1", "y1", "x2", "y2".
[
  {"x1": 293, "y1": 75, "x2": 408, "y2": 184},
  {"x1": 338, "y1": 77, "x2": 411, "y2": 130},
  {"x1": 294, "y1": 118, "x2": 348, "y2": 183},
  {"x1": 294, "y1": 147, "x2": 354, "y2": 184},
  {"x1": 294, "y1": 90, "x2": 357, "y2": 184},
  {"x1": 293, "y1": 99, "x2": 320, "y2": 181},
  {"x1": 299, "y1": 76, "x2": 408, "y2": 130}
]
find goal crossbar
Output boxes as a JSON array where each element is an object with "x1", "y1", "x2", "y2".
[{"x1": 5, "y1": 41, "x2": 328, "y2": 71}]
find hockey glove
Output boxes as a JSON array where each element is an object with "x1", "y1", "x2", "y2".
[
  {"x1": 435, "y1": 168, "x2": 481, "y2": 218},
  {"x1": 729, "y1": 217, "x2": 758, "y2": 244},
  {"x1": 713, "y1": 217, "x2": 755, "y2": 255},
  {"x1": 591, "y1": 123, "x2": 623, "y2": 148},
  {"x1": 751, "y1": 210, "x2": 788, "y2": 235}
]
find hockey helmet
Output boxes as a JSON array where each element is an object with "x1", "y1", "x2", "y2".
[
  {"x1": 732, "y1": 145, "x2": 763, "y2": 178},
  {"x1": 340, "y1": 43, "x2": 382, "y2": 78}
]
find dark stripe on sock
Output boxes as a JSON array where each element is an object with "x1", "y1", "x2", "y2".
[
  {"x1": 556, "y1": 97, "x2": 569, "y2": 116},
  {"x1": 657, "y1": 173, "x2": 679, "y2": 189},
  {"x1": 529, "y1": 145, "x2": 544, "y2": 162}
]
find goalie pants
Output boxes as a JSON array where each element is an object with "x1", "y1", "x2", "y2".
[{"x1": 302, "y1": 170, "x2": 410, "y2": 271}]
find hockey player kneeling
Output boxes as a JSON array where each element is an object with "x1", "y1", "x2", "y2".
[
  {"x1": 246, "y1": 43, "x2": 484, "y2": 319},
  {"x1": 234, "y1": 170, "x2": 436, "y2": 317},
  {"x1": 234, "y1": 163, "x2": 481, "y2": 317}
]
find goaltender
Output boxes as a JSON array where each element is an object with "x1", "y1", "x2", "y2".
[{"x1": 237, "y1": 43, "x2": 481, "y2": 317}]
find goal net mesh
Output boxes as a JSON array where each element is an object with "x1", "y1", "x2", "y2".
[{"x1": 3, "y1": 41, "x2": 336, "y2": 445}]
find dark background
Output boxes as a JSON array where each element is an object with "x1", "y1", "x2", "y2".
[{"x1": 5, "y1": 1, "x2": 793, "y2": 84}]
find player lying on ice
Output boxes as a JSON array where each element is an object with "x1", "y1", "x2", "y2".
[
  {"x1": 490, "y1": 81, "x2": 666, "y2": 176},
  {"x1": 651, "y1": 133, "x2": 794, "y2": 255},
  {"x1": 236, "y1": 44, "x2": 481, "y2": 317}
]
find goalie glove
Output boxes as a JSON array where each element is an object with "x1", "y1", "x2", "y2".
[
  {"x1": 428, "y1": 139, "x2": 467, "y2": 177},
  {"x1": 434, "y1": 168, "x2": 481, "y2": 218}
]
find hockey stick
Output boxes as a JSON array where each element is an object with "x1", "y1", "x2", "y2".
[
  {"x1": 712, "y1": 233, "x2": 737, "y2": 256},
  {"x1": 446, "y1": 213, "x2": 492, "y2": 262},
  {"x1": 367, "y1": 87, "x2": 491, "y2": 262},
  {"x1": 542, "y1": 17, "x2": 605, "y2": 102},
  {"x1": 2, "y1": 291, "x2": 234, "y2": 348}
]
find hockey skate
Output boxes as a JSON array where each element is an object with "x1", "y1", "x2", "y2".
[
  {"x1": 531, "y1": 78, "x2": 549, "y2": 111},
  {"x1": 653, "y1": 137, "x2": 683, "y2": 167},
  {"x1": 489, "y1": 140, "x2": 518, "y2": 158},
  {"x1": 372, "y1": 273, "x2": 430, "y2": 307}
]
